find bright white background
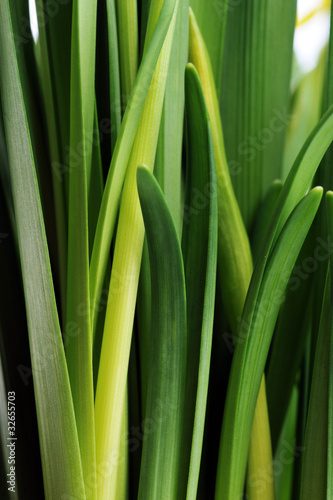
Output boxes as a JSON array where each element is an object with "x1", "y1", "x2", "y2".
[{"x1": 295, "y1": 0, "x2": 331, "y2": 71}]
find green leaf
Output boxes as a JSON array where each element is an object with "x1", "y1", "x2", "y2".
[
  {"x1": 215, "y1": 187, "x2": 323, "y2": 500},
  {"x1": 154, "y1": 0, "x2": 189, "y2": 237},
  {"x1": 274, "y1": 385, "x2": 299, "y2": 500},
  {"x1": 251, "y1": 180, "x2": 283, "y2": 262},
  {"x1": 34, "y1": 0, "x2": 68, "y2": 318},
  {"x1": 267, "y1": 231, "x2": 316, "y2": 450},
  {"x1": 88, "y1": 104, "x2": 104, "y2": 256},
  {"x1": 221, "y1": 0, "x2": 297, "y2": 231},
  {"x1": 246, "y1": 376, "x2": 275, "y2": 500},
  {"x1": 179, "y1": 64, "x2": 218, "y2": 500},
  {"x1": 94, "y1": 3, "x2": 180, "y2": 498},
  {"x1": 42, "y1": 0, "x2": 72, "y2": 197},
  {"x1": 65, "y1": 0, "x2": 98, "y2": 496},
  {"x1": 90, "y1": 0, "x2": 179, "y2": 335},
  {"x1": 188, "y1": 14, "x2": 274, "y2": 494},
  {"x1": 106, "y1": 0, "x2": 121, "y2": 154},
  {"x1": 0, "y1": 171, "x2": 43, "y2": 498},
  {"x1": 136, "y1": 166, "x2": 187, "y2": 500},
  {"x1": 0, "y1": 1, "x2": 85, "y2": 497},
  {"x1": 116, "y1": 0, "x2": 139, "y2": 110},
  {"x1": 299, "y1": 267, "x2": 330, "y2": 500},
  {"x1": 137, "y1": 0, "x2": 189, "y2": 420},
  {"x1": 283, "y1": 51, "x2": 326, "y2": 180},
  {"x1": 189, "y1": 0, "x2": 227, "y2": 94},
  {"x1": 324, "y1": 191, "x2": 333, "y2": 499},
  {"x1": 188, "y1": 8, "x2": 252, "y2": 333}
]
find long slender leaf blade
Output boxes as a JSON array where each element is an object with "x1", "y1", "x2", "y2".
[
  {"x1": 251, "y1": 180, "x2": 283, "y2": 262},
  {"x1": 155, "y1": 0, "x2": 189, "y2": 236},
  {"x1": 0, "y1": 178, "x2": 44, "y2": 498},
  {"x1": 325, "y1": 191, "x2": 333, "y2": 498},
  {"x1": 188, "y1": 14, "x2": 274, "y2": 494},
  {"x1": 90, "y1": 0, "x2": 178, "y2": 335},
  {"x1": 34, "y1": 0, "x2": 68, "y2": 318},
  {"x1": 136, "y1": 166, "x2": 186, "y2": 499},
  {"x1": 242, "y1": 106, "x2": 333, "y2": 345},
  {"x1": 0, "y1": 1, "x2": 85, "y2": 497},
  {"x1": 189, "y1": 0, "x2": 227, "y2": 94},
  {"x1": 188, "y1": 8, "x2": 252, "y2": 333},
  {"x1": 221, "y1": 0, "x2": 297, "y2": 231},
  {"x1": 137, "y1": 0, "x2": 189, "y2": 421},
  {"x1": 106, "y1": 0, "x2": 122, "y2": 154},
  {"x1": 267, "y1": 232, "x2": 316, "y2": 451},
  {"x1": 181, "y1": 64, "x2": 218, "y2": 500},
  {"x1": 65, "y1": 0, "x2": 98, "y2": 497},
  {"x1": 116, "y1": 0, "x2": 139, "y2": 109},
  {"x1": 215, "y1": 187, "x2": 323, "y2": 499},
  {"x1": 299, "y1": 269, "x2": 330, "y2": 500},
  {"x1": 94, "y1": 3, "x2": 179, "y2": 498}
]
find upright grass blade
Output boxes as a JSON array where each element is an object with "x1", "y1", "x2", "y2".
[
  {"x1": 140, "y1": 0, "x2": 153, "y2": 55},
  {"x1": 221, "y1": 0, "x2": 297, "y2": 231},
  {"x1": 88, "y1": 105, "x2": 104, "y2": 255},
  {"x1": 179, "y1": 64, "x2": 218, "y2": 500},
  {"x1": 34, "y1": 0, "x2": 68, "y2": 318},
  {"x1": 215, "y1": 187, "x2": 323, "y2": 500},
  {"x1": 0, "y1": 178, "x2": 44, "y2": 499},
  {"x1": 251, "y1": 180, "x2": 283, "y2": 262},
  {"x1": 215, "y1": 105, "x2": 333, "y2": 500},
  {"x1": 116, "y1": 0, "x2": 139, "y2": 110},
  {"x1": 94, "y1": 2, "x2": 179, "y2": 498},
  {"x1": 189, "y1": 0, "x2": 227, "y2": 95},
  {"x1": 246, "y1": 377, "x2": 274, "y2": 500},
  {"x1": 256, "y1": 106, "x2": 333, "y2": 259},
  {"x1": 274, "y1": 385, "x2": 299, "y2": 500},
  {"x1": 65, "y1": 0, "x2": 98, "y2": 496},
  {"x1": 299, "y1": 269, "x2": 330, "y2": 500},
  {"x1": 324, "y1": 191, "x2": 333, "y2": 499},
  {"x1": 106, "y1": 0, "x2": 121, "y2": 155},
  {"x1": 188, "y1": 13, "x2": 274, "y2": 496},
  {"x1": 317, "y1": 0, "x2": 333, "y2": 191},
  {"x1": 42, "y1": 0, "x2": 72, "y2": 199},
  {"x1": 0, "y1": 1, "x2": 85, "y2": 497},
  {"x1": 0, "y1": 99, "x2": 15, "y2": 235},
  {"x1": 90, "y1": 0, "x2": 178, "y2": 335},
  {"x1": 136, "y1": 166, "x2": 187, "y2": 500},
  {"x1": 154, "y1": 0, "x2": 189, "y2": 236},
  {"x1": 266, "y1": 225, "x2": 317, "y2": 450},
  {"x1": 188, "y1": 8, "x2": 252, "y2": 333},
  {"x1": 137, "y1": 0, "x2": 189, "y2": 419},
  {"x1": 283, "y1": 51, "x2": 326, "y2": 179}
]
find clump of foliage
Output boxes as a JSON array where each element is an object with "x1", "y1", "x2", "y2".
[{"x1": 0, "y1": 1, "x2": 332, "y2": 499}]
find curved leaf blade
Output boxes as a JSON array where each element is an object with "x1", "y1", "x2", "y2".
[
  {"x1": 0, "y1": 1, "x2": 85, "y2": 498},
  {"x1": 137, "y1": 166, "x2": 186, "y2": 500},
  {"x1": 215, "y1": 187, "x2": 323, "y2": 499},
  {"x1": 90, "y1": 0, "x2": 178, "y2": 335},
  {"x1": 180, "y1": 64, "x2": 218, "y2": 500}
]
